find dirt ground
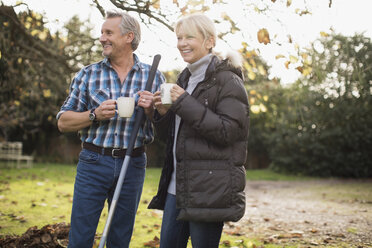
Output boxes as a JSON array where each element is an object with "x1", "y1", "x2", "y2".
[{"x1": 224, "y1": 180, "x2": 372, "y2": 247}]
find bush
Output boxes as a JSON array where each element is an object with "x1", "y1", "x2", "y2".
[{"x1": 269, "y1": 33, "x2": 372, "y2": 177}]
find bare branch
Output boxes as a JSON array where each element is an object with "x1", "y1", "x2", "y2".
[
  {"x1": 105, "y1": 0, "x2": 174, "y2": 31},
  {"x1": 92, "y1": 0, "x2": 105, "y2": 17}
]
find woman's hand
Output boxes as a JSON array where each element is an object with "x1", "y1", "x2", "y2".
[
  {"x1": 170, "y1": 84, "x2": 185, "y2": 102},
  {"x1": 153, "y1": 91, "x2": 170, "y2": 116}
]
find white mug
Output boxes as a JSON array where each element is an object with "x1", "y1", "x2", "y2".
[
  {"x1": 161, "y1": 83, "x2": 175, "y2": 105},
  {"x1": 116, "y1": 97, "x2": 135, "y2": 118}
]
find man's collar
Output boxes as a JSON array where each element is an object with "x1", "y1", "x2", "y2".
[{"x1": 103, "y1": 53, "x2": 142, "y2": 71}]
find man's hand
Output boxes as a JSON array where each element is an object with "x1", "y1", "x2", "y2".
[
  {"x1": 138, "y1": 91, "x2": 155, "y2": 118},
  {"x1": 95, "y1": 99, "x2": 116, "y2": 121}
]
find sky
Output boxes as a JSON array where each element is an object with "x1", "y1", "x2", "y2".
[{"x1": 2, "y1": 0, "x2": 372, "y2": 84}]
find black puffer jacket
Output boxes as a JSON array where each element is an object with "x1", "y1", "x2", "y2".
[{"x1": 148, "y1": 55, "x2": 249, "y2": 222}]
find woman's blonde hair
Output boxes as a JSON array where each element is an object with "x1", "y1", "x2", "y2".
[{"x1": 174, "y1": 13, "x2": 216, "y2": 51}]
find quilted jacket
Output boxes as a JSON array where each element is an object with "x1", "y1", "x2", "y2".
[{"x1": 148, "y1": 54, "x2": 249, "y2": 222}]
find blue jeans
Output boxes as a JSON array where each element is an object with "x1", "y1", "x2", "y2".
[
  {"x1": 160, "y1": 193, "x2": 224, "y2": 248},
  {"x1": 68, "y1": 148, "x2": 146, "y2": 248}
]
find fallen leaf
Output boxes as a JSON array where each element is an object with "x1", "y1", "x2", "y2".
[
  {"x1": 41, "y1": 233, "x2": 52, "y2": 243},
  {"x1": 153, "y1": 223, "x2": 160, "y2": 229},
  {"x1": 221, "y1": 240, "x2": 230, "y2": 246},
  {"x1": 144, "y1": 236, "x2": 160, "y2": 248}
]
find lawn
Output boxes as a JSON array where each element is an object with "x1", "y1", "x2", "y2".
[{"x1": 0, "y1": 162, "x2": 360, "y2": 248}]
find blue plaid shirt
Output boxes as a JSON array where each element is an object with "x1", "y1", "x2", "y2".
[{"x1": 57, "y1": 54, "x2": 165, "y2": 149}]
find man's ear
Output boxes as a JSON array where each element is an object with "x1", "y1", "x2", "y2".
[{"x1": 125, "y1": 32, "x2": 135, "y2": 44}]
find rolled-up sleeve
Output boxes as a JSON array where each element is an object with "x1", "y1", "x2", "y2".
[{"x1": 56, "y1": 69, "x2": 88, "y2": 119}]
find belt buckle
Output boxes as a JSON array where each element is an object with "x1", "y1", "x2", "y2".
[{"x1": 111, "y1": 148, "x2": 121, "y2": 158}]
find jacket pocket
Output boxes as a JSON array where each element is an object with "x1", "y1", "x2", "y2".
[{"x1": 187, "y1": 161, "x2": 231, "y2": 208}]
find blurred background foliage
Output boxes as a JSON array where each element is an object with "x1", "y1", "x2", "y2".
[{"x1": 0, "y1": 1, "x2": 371, "y2": 177}]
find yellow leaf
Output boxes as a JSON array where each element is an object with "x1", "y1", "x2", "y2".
[
  {"x1": 249, "y1": 98, "x2": 255, "y2": 105},
  {"x1": 38, "y1": 31, "x2": 47, "y2": 40},
  {"x1": 301, "y1": 53, "x2": 308, "y2": 60},
  {"x1": 48, "y1": 115, "x2": 53, "y2": 121},
  {"x1": 25, "y1": 22, "x2": 31, "y2": 29},
  {"x1": 257, "y1": 28, "x2": 270, "y2": 45},
  {"x1": 289, "y1": 55, "x2": 298, "y2": 63},
  {"x1": 287, "y1": 0, "x2": 292, "y2": 7},
  {"x1": 231, "y1": 27, "x2": 238, "y2": 34},
  {"x1": 249, "y1": 90, "x2": 257, "y2": 95},
  {"x1": 180, "y1": 6, "x2": 188, "y2": 14},
  {"x1": 14, "y1": 100, "x2": 20, "y2": 106},
  {"x1": 243, "y1": 61, "x2": 252, "y2": 72},
  {"x1": 245, "y1": 50, "x2": 257, "y2": 58},
  {"x1": 3, "y1": 22, "x2": 9, "y2": 27},
  {"x1": 263, "y1": 95, "x2": 269, "y2": 101},
  {"x1": 275, "y1": 54, "x2": 285, "y2": 60},
  {"x1": 33, "y1": 12, "x2": 42, "y2": 20},
  {"x1": 43, "y1": 89, "x2": 51, "y2": 98},
  {"x1": 302, "y1": 67, "x2": 312, "y2": 76},
  {"x1": 221, "y1": 12, "x2": 229, "y2": 20},
  {"x1": 31, "y1": 29, "x2": 39, "y2": 36},
  {"x1": 18, "y1": 58, "x2": 23, "y2": 64},
  {"x1": 251, "y1": 105, "x2": 260, "y2": 114},
  {"x1": 249, "y1": 58, "x2": 256, "y2": 68},
  {"x1": 320, "y1": 31, "x2": 329, "y2": 37},
  {"x1": 284, "y1": 61, "x2": 290, "y2": 69},
  {"x1": 296, "y1": 66, "x2": 303, "y2": 73},
  {"x1": 152, "y1": 0, "x2": 160, "y2": 9},
  {"x1": 258, "y1": 65, "x2": 267, "y2": 76},
  {"x1": 248, "y1": 71, "x2": 256, "y2": 80}
]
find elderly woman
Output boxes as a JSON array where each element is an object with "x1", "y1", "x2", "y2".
[{"x1": 149, "y1": 13, "x2": 250, "y2": 248}]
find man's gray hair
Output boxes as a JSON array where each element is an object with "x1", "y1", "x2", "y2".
[{"x1": 105, "y1": 9, "x2": 141, "y2": 51}]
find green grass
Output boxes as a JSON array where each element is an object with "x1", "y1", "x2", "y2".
[
  {"x1": 245, "y1": 168, "x2": 313, "y2": 181},
  {"x1": 0, "y1": 163, "x2": 342, "y2": 247}
]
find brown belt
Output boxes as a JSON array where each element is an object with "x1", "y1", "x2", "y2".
[{"x1": 82, "y1": 142, "x2": 145, "y2": 158}]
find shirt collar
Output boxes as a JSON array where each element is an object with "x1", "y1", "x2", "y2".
[{"x1": 102, "y1": 53, "x2": 142, "y2": 71}]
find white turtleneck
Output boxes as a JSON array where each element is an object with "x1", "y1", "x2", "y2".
[{"x1": 167, "y1": 54, "x2": 213, "y2": 195}]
